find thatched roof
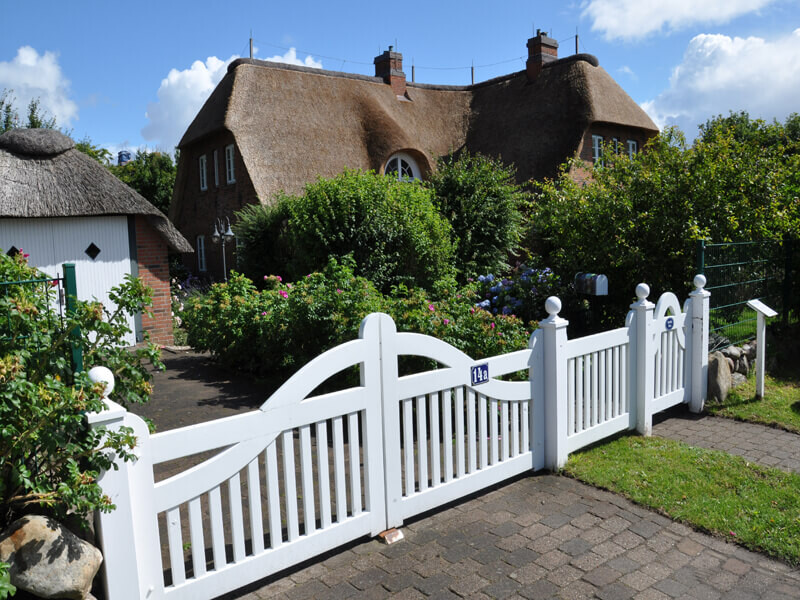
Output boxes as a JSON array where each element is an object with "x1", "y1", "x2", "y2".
[
  {"x1": 0, "y1": 129, "x2": 192, "y2": 253},
  {"x1": 178, "y1": 53, "x2": 657, "y2": 202}
]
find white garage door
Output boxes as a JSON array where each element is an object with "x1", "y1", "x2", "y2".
[{"x1": 0, "y1": 216, "x2": 138, "y2": 347}]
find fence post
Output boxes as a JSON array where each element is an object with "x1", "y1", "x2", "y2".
[
  {"x1": 689, "y1": 275, "x2": 710, "y2": 413},
  {"x1": 540, "y1": 296, "x2": 569, "y2": 470},
  {"x1": 696, "y1": 239, "x2": 706, "y2": 276},
  {"x1": 784, "y1": 237, "x2": 793, "y2": 327},
  {"x1": 62, "y1": 263, "x2": 83, "y2": 373},
  {"x1": 632, "y1": 284, "x2": 655, "y2": 436},
  {"x1": 87, "y1": 367, "x2": 162, "y2": 600}
]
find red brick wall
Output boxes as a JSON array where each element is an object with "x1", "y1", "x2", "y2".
[
  {"x1": 571, "y1": 124, "x2": 657, "y2": 184},
  {"x1": 172, "y1": 132, "x2": 258, "y2": 280},
  {"x1": 134, "y1": 216, "x2": 174, "y2": 346}
]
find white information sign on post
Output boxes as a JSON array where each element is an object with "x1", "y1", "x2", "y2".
[{"x1": 746, "y1": 299, "x2": 778, "y2": 398}]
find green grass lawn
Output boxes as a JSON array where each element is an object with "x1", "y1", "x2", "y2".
[
  {"x1": 706, "y1": 372, "x2": 800, "y2": 433},
  {"x1": 564, "y1": 435, "x2": 800, "y2": 565}
]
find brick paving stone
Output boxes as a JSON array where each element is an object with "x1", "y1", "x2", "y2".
[
  {"x1": 504, "y1": 547, "x2": 540, "y2": 567},
  {"x1": 583, "y1": 565, "x2": 623, "y2": 587},
  {"x1": 480, "y1": 577, "x2": 521, "y2": 599},
  {"x1": 509, "y1": 562, "x2": 548, "y2": 584},
  {"x1": 559, "y1": 537, "x2": 593, "y2": 557},
  {"x1": 606, "y1": 557, "x2": 640, "y2": 575},
  {"x1": 414, "y1": 573, "x2": 455, "y2": 596},
  {"x1": 546, "y1": 564, "x2": 583, "y2": 585},
  {"x1": 446, "y1": 573, "x2": 489, "y2": 597},
  {"x1": 517, "y1": 579, "x2": 559, "y2": 599}
]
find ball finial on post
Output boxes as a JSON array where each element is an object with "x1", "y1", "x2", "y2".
[
  {"x1": 88, "y1": 366, "x2": 115, "y2": 398},
  {"x1": 635, "y1": 283, "x2": 650, "y2": 301},
  {"x1": 693, "y1": 274, "x2": 707, "y2": 291},
  {"x1": 545, "y1": 296, "x2": 562, "y2": 317}
]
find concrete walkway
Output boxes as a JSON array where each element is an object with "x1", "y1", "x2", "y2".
[{"x1": 138, "y1": 351, "x2": 800, "y2": 600}]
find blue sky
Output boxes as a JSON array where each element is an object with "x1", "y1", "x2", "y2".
[{"x1": 1, "y1": 0, "x2": 798, "y2": 159}]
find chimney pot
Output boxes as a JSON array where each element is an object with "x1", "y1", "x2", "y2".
[
  {"x1": 374, "y1": 47, "x2": 406, "y2": 97},
  {"x1": 526, "y1": 31, "x2": 559, "y2": 81}
]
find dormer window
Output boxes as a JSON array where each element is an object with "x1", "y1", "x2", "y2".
[{"x1": 384, "y1": 152, "x2": 421, "y2": 181}]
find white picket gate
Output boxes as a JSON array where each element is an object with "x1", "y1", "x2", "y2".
[{"x1": 89, "y1": 276, "x2": 709, "y2": 600}]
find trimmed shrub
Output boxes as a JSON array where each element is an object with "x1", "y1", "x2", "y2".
[
  {"x1": 235, "y1": 170, "x2": 455, "y2": 292},
  {"x1": 427, "y1": 152, "x2": 527, "y2": 280}
]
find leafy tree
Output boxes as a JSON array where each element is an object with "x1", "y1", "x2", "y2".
[
  {"x1": 24, "y1": 97, "x2": 56, "y2": 129},
  {"x1": 234, "y1": 197, "x2": 293, "y2": 283},
  {"x1": 530, "y1": 125, "x2": 800, "y2": 325},
  {"x1": 75, "y1": 136, "x2": 112, "y2": 165},
  {"x1": 426, "y1": 152, "x2": 527, "y2": 281},
  {"x1": 0, "y1": 89, "x2": 18, "y2": 134},
  {"x1": 109, "y1": 150, "x2": 177, "y2": 215}
]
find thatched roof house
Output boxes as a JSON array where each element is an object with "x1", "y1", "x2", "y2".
[
  {"x1": 0, "y1": 128, "x2": 191, "y2": 346},
  {"x1": 171, "y1": 32, "x2": 658, "y2": 279}
]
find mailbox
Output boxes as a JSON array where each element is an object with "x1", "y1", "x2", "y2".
[{"x1": 574, "y1": 272, "x2": 608, "y2": 296}]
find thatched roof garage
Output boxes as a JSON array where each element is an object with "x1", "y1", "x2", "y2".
[{"x1": 0, "y1": 128, "x2": 191, "y2": 253}]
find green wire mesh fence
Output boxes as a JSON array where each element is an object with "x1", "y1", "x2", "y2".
[{"x1": 697, "y1": 239, "x2": 796, "y2": 351}]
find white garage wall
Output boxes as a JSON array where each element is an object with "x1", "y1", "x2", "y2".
[{"x1": 0, "y1": 216, "x2": 138, "y2": 346}]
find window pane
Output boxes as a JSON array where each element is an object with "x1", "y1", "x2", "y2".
[{"x1": 385, "y1": 158, "x2": 398, "y2": 176}]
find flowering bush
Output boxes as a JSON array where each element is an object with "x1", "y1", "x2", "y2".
[
  {"x1": 0, "y1": 250, "x2": 159, "y2": 529},
  {"x1": 474, "y1": 263, "x2": 562, "y2": 324},
  {"x1": 182, "y1": 258, "x2": 532, "y2": 379}
]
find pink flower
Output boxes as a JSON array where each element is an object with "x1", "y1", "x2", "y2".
[
  {"x1": 443, "y1": 319, "x2": 450, "y2": 325},
  {"x1": 263, "y1": 275, "x2": 269, "y2": 280},
  {"x1": 336, "y1": 288, "x2": 343, "y2": 294},
  {"x1": 306, "y1": 274, "x2": 311, "y2": 278},
  {"x1": 490, "y1": 322, "x2": 495, "y2": 329},
  {"x1": 261, "y1": 311, "x2": 267, "y2": 316},
  {"x1": 276, "y1": 275, "x2": 282, "y2": 282},
  {"x1": 428, "y1": 304, "x2": 435, "y2": 311},
  {"x1": 287, "y1": 283, "x2": 293, "y2": 289},
  {"x1": 279, "y1": 290, "x2": 289, "y2": 299},
  {"x1": 470, "y1": 307, "x2": 475, "y2": 314}
]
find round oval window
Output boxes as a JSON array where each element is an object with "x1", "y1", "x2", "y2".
[{"x1": 384, "y1": 153, "x2": 421, "y2": 181}]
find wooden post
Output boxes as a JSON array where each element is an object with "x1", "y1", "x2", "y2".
[
  {"x1": 632, "y1": 283, "x2": 655, "y2": 436},
  {"x1": 689, "y1": 275, "x2": 710, "y2": 413},
  {"x1": 62, "y1": 263, "x2": 83, "y2": 374},
  {"x1": 540, "y1": 296, "x2": 569, "y2": 470},
  {"x1": 87, "y1": 368, "x2": 162, "y2": 600}
]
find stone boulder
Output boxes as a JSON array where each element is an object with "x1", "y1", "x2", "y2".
[
  {"x1": 708, "y1": 351, "x2": 731, "y2": 403},
  {"x1": 0, "y1": 515, "x2": 102, "y2": 600}
]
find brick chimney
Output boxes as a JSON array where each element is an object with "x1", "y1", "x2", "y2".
[
  {"x1": 526, "y1": 30, "x2": 559, "y2": 81},
  {"x1": 374, "y1": 46, "x2": 406, "y2": 97}
]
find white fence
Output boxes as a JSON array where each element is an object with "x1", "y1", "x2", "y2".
[{"x1": 89, "y1": 276, "x2": 709, "y2": 600}]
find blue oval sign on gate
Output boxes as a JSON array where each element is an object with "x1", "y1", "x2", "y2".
[{"x1": 665, "y1": 317, "x2": 674, "y2": 331}]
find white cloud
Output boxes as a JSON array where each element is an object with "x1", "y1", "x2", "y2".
[
  {"x1": 141, "y1": 55, "x2": 235, "y2": 150},
  {"x1": 0, "y1": 46, "x2": 78, "y2": 127},
  {"x1": 642, "y1": 29, "x2": 800, "y2": 138},
  {"x1": 264, "y1": 48, "x2": 322, "y2": 69},
  {"x1": 617, "y1": 65, "x2": 636, "y2": 80},
  {"x1": 141, "y1": 48, "x2": 321, "y2": 150},
  {"x1": 582, "y1": 0, "x2": 776, "y2": 41}
]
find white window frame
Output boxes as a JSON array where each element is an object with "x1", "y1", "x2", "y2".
[
  {"x1": 197, "y1": 235, "x2": 207, "y2": 272},
  {"x1": 592, "y1": 135, "x2": 604, "y2": 165},
  {"x1": 213, "y1": 149, "x2": 219, "y2": 187},
  {"x1": 225, "y1": 144, "x2": 236, "y2": 184},
  {"x1": 199, "y1": 155, "x2": 207, "y2": 191},
  {"x1": 627, "y1": 139, "x2": 638, "y2": 158},
  {"x1": 384, "y1": 151, "x2": 421, "y2": 181},
  {"x1": 612, "y1": 137, "x2": 620, "y2": 154}
]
